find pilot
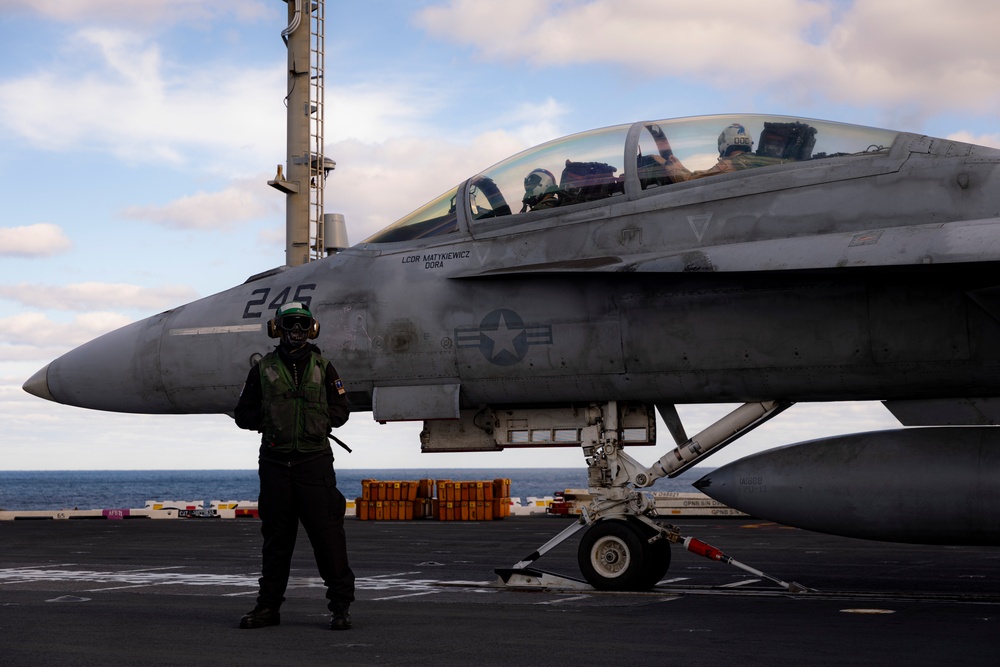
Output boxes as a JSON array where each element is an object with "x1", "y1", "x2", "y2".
[
  {"x1": 520, "y1": 167, "x2": 560, "y2": 212},
  {"x1": 235, "y1": 301, "x2": 355, "y2": 631},
  {"x1": 652, "y1": 122, "x2": 756, "y2": 181},
  {"x1": 696, "y1": 122, "x2": 756, "y2": 177}
]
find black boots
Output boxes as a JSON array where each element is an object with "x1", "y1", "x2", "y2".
[
  {"x1": 240, "y1": 603, "x2": 351, "y2": 630},
  {"x1": 330, "y1": 605, "x2": 352, "y2": 631},
  {"x1": 239, "y1": 605, "x2": 280, "y2": 629}
]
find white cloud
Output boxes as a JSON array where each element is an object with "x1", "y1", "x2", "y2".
[
  {"x1": 418, "y1": 0, "x2": 826, "y2": 72},
  {"x1": 0, "y1": 29, "x2": 286, "y2": 171},
  {"x1": 814, "y1": 2, "x2": 1000, "y2": 114},
  {"x1": 121, "y1": 178, "x2": 281, "y2": 230},
  {"x1": 497, "y1": 98, "x2": 570, "y2": 148},
  {"x1": 0, "y1": 223, "x2": 72, "y2": 257},
  {"x1": 417, "y1": 0, "x2": 1000, "y2": 123},
  {"x1": 0, "y1": 283, "x2": 198, "y2": 312},
  {"x1": 0, "y1": 30, "x2": 463, "y2": 185},
  {"x1": 327, "y1": 82, "x2": 448, "y2": 145},
  {"x1": 947, "y1": 131, "x2": 1000, "y2": 150},
  {"x1": 0, "y1": 0, "x2": 272, "y2": 26},
  {"x1": 0, "y1": 311, "x2": 133, "y2": 350}
]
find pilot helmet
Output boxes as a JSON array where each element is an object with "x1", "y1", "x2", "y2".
[
  {"x1": 523, "y1": 168, "x2": 557, "y2": 206},
  {"x1": 268, "y1": 301, "x2": 320, "y2": 339},
  {"x1": 718, "y1": 123, "x2": 754, "y2": 157}
]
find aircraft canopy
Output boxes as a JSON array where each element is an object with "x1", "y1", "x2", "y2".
[{"x1": 364, "y1": 114, "x2": 899, "y2": 244}]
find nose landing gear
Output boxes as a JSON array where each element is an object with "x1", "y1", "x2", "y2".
[{"x1": 497, "y1": 400, "x2": 806, "y2": 593}]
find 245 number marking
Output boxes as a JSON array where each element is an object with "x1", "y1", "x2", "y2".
[{"x1": 242, "y1": 284, "x2": 316, "y2": 319}]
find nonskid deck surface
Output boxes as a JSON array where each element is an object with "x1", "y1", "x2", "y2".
[{"x1": 1, "y1": 516, "x2": 998, "y2": 665}]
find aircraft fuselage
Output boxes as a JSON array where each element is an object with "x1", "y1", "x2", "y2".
[{"x1": 32, "y1": 125, "x2": 1000, "y2": 420}]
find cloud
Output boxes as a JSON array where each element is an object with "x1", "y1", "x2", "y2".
[
  {"x1": 813, "y1": 2, "x2": 1000, "y2": 115},
  {"x1": 0, "y1": 283, "x2": 198, "y2": 312},
  {"x1": 0, "y1": 0, "x2": 272, "y2": 26},
  {"x1": 417, "y1": 1, "x2": 827, "y2": 72},
  {"x1": 416, "y1": 0, "x2": 1000, "y2": 123},
  {"x1": 0, "y1": 223, "x2": 72, "y2": 257},
  {"x1": 0, "y1": 29, "x2": 460, "y2": 182},
  {"x1": 947, "y1": 131, "x2": 1000, "y2": 150},
  {"x1": 496, "y1": 98, "x2": 570, "y2": 148},
  {"x1": 0, "y1": 311, "x2": 134, "y2": 350},
  {"x1": 327, "y1": 82, "x2": 449, "y2": 145},
  {"x1": 120, "y1": 178, "x2": 281, "y2": 230},
  {"x1": 0, "y1": 29, "x2": 286, "y2": 171}
]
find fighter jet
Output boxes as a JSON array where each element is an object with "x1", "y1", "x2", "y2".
[{"x1": 23, "y1": 107, "x2": 1000, "y2": 589}]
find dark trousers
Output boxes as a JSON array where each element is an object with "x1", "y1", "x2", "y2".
[{"x1": 256, "y1": 455, "x2": 355, "y2": 610}]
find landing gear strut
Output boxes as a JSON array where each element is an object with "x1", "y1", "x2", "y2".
[{"x1": 499, "y1": 400, "x2": 796, "y2": 592}]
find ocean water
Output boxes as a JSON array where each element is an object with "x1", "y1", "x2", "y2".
[{"x1": 0, "y1": 468, "x2": 712, "y2": 511}]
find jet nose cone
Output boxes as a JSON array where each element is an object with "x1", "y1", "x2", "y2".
[
  {"x1": 23, "y1": 363, "x2": 55, "y2": 402},
  {"x1": 33, "y1": 314, "x2": 176, "y2": 413}
]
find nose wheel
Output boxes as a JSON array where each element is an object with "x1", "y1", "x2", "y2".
[{"x1": 578, "y1": 518, "x2": 671, "y2": 591}]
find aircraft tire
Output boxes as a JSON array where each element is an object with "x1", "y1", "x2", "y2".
[
  {"x1": 577, "y1": 519, "x2": 651, "y2": 591},
  {"x1": 629, "y1": 517, "x2": 672, "y2": 588}
]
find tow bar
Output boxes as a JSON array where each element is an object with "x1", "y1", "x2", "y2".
[{"x1": 680, "y1": 534, "x2": 811, "y2": 593}]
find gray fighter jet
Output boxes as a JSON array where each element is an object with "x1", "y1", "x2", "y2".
[{"x1": 23, "y1": 111, "x2": 1000, "y2": 589}]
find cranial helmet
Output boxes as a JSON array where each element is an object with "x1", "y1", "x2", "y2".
[
  {"x1": 267, "y1": 301, "x2": 320, "y2": 339},
  {"x1": 522, "y1": 168, "x2": 557, "y2": 206},
  {"x1": 718, "y1": 123, "x2": 754, "y2": 157}
]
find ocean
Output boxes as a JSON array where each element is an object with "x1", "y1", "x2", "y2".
[{"x1": 0, "y1": 468, "x2": 712, "y2": 511}]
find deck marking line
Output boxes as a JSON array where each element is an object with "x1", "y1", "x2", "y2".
[
  {"x1": 534, "y1": 595, "x2": 591, "y2": 605},
  {"x1": 372, "y1": 590, "x2": 441, "y2": 601}
]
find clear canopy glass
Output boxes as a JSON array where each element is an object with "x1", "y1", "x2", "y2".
[
  {"x1": 468, "y1": 124, "x2": 631, "y2": 220},
  {"x1": 635, "y1": 114, "x2": 897, "y2": 189},
  {"x1": 363, "y1": 185, "x2": 459, "y2": 244},
  {"x1": 363, "y1": 115, "x2": 899, "y2": 244}
]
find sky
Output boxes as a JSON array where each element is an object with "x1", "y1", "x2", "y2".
[{"x1": 2, "y1": 0, "x2": 1000, "y2": 471}]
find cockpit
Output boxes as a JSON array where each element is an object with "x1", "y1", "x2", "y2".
[{"x1": 363, "y1": 114, "x2": 899, "y2": 244}]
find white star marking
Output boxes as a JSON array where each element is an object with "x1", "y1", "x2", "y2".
[{"x1": 482, "y1": 313, "x2": 522, "y2": 359}]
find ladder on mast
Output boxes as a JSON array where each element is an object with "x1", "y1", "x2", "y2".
[
  {"x1": 306, "y1": 0, "x2": 329, "y2": 262},
  {"x1": 270, "y1": 0, "x2": 334, "y2": 267}
]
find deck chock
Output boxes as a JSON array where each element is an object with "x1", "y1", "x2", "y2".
[{"x1": 494, "y1": 567, "x2": 592, "y2": 590}]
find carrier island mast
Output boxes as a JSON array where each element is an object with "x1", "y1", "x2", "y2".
[{"x1": 268, "y1": 0, "x2": 348, "y2": 267}]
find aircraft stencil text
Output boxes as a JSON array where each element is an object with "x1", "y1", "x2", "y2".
[{"x1": 402, "y1": 250, "x2": 472, "y2": 269}]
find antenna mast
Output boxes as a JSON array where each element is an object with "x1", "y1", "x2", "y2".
[{"x1": 270, "y1": 0, "x2": 345, "y2": 267}]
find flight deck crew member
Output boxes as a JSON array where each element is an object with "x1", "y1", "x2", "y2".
[{"x1": 235, "y1": 301, "x2": 355, "y2": 631}]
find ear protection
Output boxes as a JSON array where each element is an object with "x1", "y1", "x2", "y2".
[{"x1": 267, "y1": 318, "x2": 320, "y2": 339}]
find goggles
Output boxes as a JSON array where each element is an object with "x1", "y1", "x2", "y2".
[{"x1": 279, "y1": 315, "x2": 313, "y2": 332}]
